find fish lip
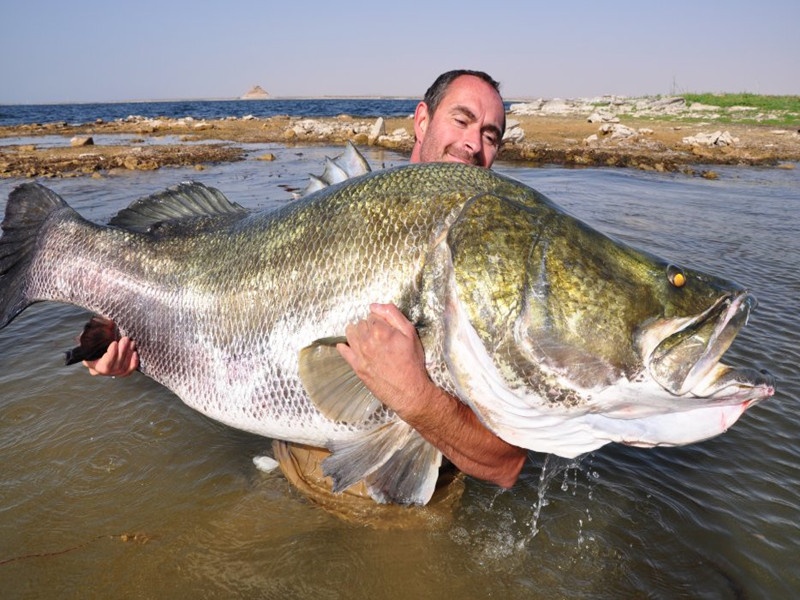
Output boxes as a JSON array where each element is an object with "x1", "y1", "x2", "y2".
[
  {"x1": 694, "y1": 366, "x2": 776, "y2": 404},
  {"x1": 645, "y1": 290, "x2": 771, "y2": 399}
]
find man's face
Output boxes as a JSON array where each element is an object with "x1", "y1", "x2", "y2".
[{"x1": 412, "y1": 75, "x2": 505, "y2": 168}]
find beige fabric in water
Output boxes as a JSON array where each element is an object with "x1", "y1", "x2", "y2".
[{"x1": 273, "y1": 440, "x2": 464, "y2": 529}]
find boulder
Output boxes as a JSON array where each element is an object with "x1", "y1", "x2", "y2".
[{"x1": 368, "y1": 117, "x2": 386, "y2": 144}]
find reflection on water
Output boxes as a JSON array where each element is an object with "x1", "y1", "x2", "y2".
[{"x1": 1, "y1": 151, "x2": 798, "y2": 599}]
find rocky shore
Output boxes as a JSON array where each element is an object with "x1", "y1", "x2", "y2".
[{"x1": 0, "y1": 96, "x2": 797, "y2": 179}]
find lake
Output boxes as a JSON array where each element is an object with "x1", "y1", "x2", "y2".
[{"x1": 0, "y1": 144, "x2": 798, "y2": 599}]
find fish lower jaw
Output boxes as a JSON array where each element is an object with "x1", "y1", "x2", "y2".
[{"x1": 676, "y1": 363, "x2": 776, "y2": 405}]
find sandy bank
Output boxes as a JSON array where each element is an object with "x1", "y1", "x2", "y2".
[{"x1": 0, "y1": 110, "x2": 797, "y2": 179}]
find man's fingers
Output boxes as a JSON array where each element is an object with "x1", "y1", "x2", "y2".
[
  {"x1": 82, "y1": 338, "x2": 139, "y2": 377},
  {"x1": 368, "y1": 303, "x2": 414, "y2": 335}
]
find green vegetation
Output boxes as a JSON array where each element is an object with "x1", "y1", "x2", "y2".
[
  {"x1": 675, "y1": 93, "x2": 799, "y2": 125},
  {"x1": 683, "y1": 93, "x2": 799, "y2": 113}
]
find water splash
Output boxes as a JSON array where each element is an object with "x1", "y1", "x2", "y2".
[{"x1": 517, "y1": 452, "x2": 597, "y2": 550}]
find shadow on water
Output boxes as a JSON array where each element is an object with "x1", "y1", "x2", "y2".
[{"x1": 0, "y1": 153, "x2": 798, "y2": 599}]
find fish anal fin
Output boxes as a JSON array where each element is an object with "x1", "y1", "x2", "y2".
[
  {"x1": 323, "y1": 421, "x2": 441, "y2": 505},
  {"x1": 64, "y1": 315, "x2": 120, "y2": 365},
  {"x1": 365, "y1": 432, "x2": 442, "y2": 505},
  {"x1": 298, "y1": 337, "x2": 384, "y2": 423}
]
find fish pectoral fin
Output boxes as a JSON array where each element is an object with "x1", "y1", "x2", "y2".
[
  {"x1": 323, "y1": 421, "x2": 442, "y2": 506},
  {"x1": 298, "y1": 337, "x2": 384, "y2": 423},
  {"x1": 64, "y1": 315, "x2": 120, "y2": 365}
]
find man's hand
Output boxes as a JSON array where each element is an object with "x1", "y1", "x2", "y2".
[
  {"x1": 336, "y1": 303, "x2": 434, "y2": 423},
  {"x1": 83, "y1": 336, "x2": 139, "y2": 377}
]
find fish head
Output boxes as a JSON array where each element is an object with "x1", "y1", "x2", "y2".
[{"x1": 443, "y1": 184, "x2": 774, "y2": 455}]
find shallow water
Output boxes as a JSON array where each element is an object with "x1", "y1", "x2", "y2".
[{"x1": 0, "y1": 148, "x2": 798, "y2": 599}]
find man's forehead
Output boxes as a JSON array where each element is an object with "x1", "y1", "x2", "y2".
[{"x1": 440, "y1": 79, "x2": 504, "y2": 130}]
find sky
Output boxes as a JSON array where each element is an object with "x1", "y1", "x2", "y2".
[{"x1": 1, "y1": 0, "x2": 797, "y2": 104}]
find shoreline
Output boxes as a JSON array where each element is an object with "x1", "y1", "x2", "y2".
[{"x1": 1, "y1": 109, "x2": 798, "y2": 179}]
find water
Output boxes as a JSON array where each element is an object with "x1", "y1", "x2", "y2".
[
  {"x1": 0, "y1": 145, "x2": 798, "y2": 598},
  {"x1": 0, "y1": 98, "x2": 518, "y2": 128},
  {"x1": 0, "y1": 98, "x2": 519, "y2": 127}
]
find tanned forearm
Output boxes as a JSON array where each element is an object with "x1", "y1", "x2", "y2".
[{"x1": 396, "y1": 382, "x2": 527, "y2": 488}]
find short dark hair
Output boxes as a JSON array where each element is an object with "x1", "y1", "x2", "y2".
[{"x1": 422, "y1": 70, "x2": 505, "y2": 134}]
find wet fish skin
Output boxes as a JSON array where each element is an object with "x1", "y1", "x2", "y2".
[{"x1": 0, "y1": 163, "x2": 774, "y2": 505}]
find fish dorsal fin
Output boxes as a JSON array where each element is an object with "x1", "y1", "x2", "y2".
[
  {"x1": 295, "y1": 141, "x2": 372, "y2": 198},
  {"x1": 298, "y1": 337, "x2": 384, "y2": 423},
  {"x1": 109, "y1": 182, "x2": 249, "y2": 233}
]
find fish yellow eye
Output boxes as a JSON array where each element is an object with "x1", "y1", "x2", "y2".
[{"x1": 667, "y1": 265, "x2": 687, "y2": 288}]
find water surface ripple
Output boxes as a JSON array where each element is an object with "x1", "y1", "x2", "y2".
[{"x1": 1, "y1": 151, "x2": 798, "y2": 599}]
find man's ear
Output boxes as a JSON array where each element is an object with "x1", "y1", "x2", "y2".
[{"x1": 413, "y1": 101, "x2": 429, "y2": 140}]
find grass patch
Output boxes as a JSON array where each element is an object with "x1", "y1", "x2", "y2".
[
  {"x1": 665, "y1": 93, "x2": 798, "y2": 126},
  {"x1": 683, "y1": 93, "x2": 798, "y2": 111}
]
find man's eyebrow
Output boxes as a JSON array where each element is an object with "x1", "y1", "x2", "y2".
[{"x1": 450, "y1": 105, "x2": 477, "y2": 121}]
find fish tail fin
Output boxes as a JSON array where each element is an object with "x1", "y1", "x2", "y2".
[
  {"x1": 323, "y1": 421, "x2": 442, "y2": 506},
  {"x1": 0, "y1": 183, "x2": 71, "y2": 328}
]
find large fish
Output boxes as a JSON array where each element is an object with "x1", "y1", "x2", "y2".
[{"x1": 0, "y1": 163, "x2": 774, "y2": 505}]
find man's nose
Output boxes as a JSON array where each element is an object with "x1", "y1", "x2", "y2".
[
  {"x1": 462, "y1": 127, "x2": 484, "y2": 164},
  {"x1": 463, "y1": 127, "x2": 481, "y2": 152}
]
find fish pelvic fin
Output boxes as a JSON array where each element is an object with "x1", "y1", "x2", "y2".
[
  {"x1": 64, "y1": 315, "x2": 120, "y2": 365},
  {"x1": 0, "y1": 183, "x2": 72, "y2": 328},
  {"x1": 323, "y1": 421, "x2": 442, "y2": 506},
  {"x1": 298, "y1": 337, "x2": 384, "y2": 422},
  {"x1": 109, "y1": 182, "x2": 249, "y2": 234}
]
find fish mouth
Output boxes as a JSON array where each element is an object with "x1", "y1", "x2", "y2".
[{"x1": 640, "y1": 291, "x2": 775, "y2": 401}]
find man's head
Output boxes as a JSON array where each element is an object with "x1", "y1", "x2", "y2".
[{"x1": 410, "y1": 69, "x2": 506, "y2": 168}]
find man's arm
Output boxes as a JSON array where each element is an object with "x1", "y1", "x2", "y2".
[{"x1": 337, "y1": 303, "x2": 526, "y2": 488}]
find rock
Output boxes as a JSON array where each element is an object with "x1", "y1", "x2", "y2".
[
  {"x1": 257, "y1": 153, "x2": 276, "y2": 161},
  {"x1": 502, "y1": 119, "x2": 525, "y2": 144},
  {"x1": 688, "y1": 102, "x2": 721, "y2": 112},
  {"x1": 368, "y1": 117, "x2": 386, "y2": 144},
  {"x1": 70, "y1": 136, "x2": 94, "y2": 147},
  {"x1": 540, "y1": 99, "x2": 573, "y2": 114},
  {"x1": 682, "y1": 131, "x2": 739, "y2": 147},
  {"x1": 241, "y1": 85, "x2": 270, "y2": 100},
  {"x1": 587, "y1": 112, "x2": 619, "y2": 124},
  {"x1": 599, "y1": 123, "x2": 637, "y2": 139}
]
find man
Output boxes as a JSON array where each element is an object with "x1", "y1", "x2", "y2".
[{"x1": 84, "y1": 70, "x2": 527, "y2": 508}]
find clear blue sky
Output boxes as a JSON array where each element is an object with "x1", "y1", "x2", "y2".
[{"x1": 1, "y1": 0, "x2": 797, "y2": 104}]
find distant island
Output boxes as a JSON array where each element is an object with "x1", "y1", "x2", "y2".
[{"x1": 240, "y1": 85, "x2": 270, "y2": 100}]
